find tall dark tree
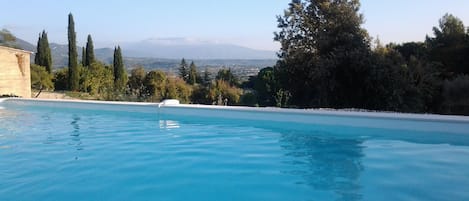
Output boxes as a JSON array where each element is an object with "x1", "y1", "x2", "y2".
[
  {"x1": 34, "y1": 30, "x2": 52, "y2": 73},
  {"x1": 85, "y1": 34, "x2": 95, "y2": 66},
  {"x1": 113, "y1": 46, "x2": 127, "y2": 91},
  {"x1": 425, "y1": 13, "x2": 469, "y2": 113},
  {"x1": 188, "y1": 61, "x2": 198, "y2": 85},
  {"x1": 82, "y1": 47, "x2": 86, "y2": 66},
  {"x1": 275, "y1": 0, "x2": 372, "y2": 108},
  {"x1": 68, "y1": 13, "x2": 79, "y2": 91},
  {"x1": 34, "y1": 34, "x2": 42, "y2": 65},
  {"x1": 426, "y1": 13, "x2": 469, "y2": 76},
  {"x1": 178, "y1": 58, "x2": 188, "y2": 81}
]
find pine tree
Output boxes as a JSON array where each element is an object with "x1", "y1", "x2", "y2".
[
  {"x1": 85, "y1": 34, "x2": 95, "y2": 66},
  {"x1": 188, "y1": 61, "x2": 198, "y2": 85},
  {"x1": 68, "y1": 13, "x2": 79, "y2": 91},
  {"x1": 113, "y1": 46, "x2": 127, "y2": 92},
  {"x1": 34, "y1": 30, "x2": 52, "y2": 73},
  {"x1": 178, "y1": 58, "x2": 188, "y2": 81}
]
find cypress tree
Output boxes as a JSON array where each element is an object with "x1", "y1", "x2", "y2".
[
  {"x1": 82, "y1": 47, "x2": 86, "y2": 66},
  {"x1": 68, "y1": 13, "x2": 79, "y2": 91},
  {"x1": 42, "y1": 31, "x2": 52, "y2": 73},
  {"x1": 34, "y1": 30, "x2": 52, "y2": 73},
  {"x1": 35, "y1": 33, "x2": 43, "y2": 66},
  {"x1": 188, "y1": 61, "x2": 198, "y2": 85},
  {"x1": 113, "y1": 46, "x2": 127, "y2": 91},
  {"x1": 85, "y1": 34, "x2": 95, "y2": 66}
]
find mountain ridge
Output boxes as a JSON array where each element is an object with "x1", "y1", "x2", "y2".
[{"x1": 10, "y1": 37, "x2": 277, "y2": 70}]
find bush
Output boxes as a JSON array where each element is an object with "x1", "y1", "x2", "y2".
[{"x1": 442, "y1": 75, "x2": 469, "y2": 115}]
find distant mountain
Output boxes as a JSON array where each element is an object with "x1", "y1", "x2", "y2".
[
  {"x1": 48, "y1": 43, "x2": 114, "y2": 67},
  {"x1": 120, "y1": 38, "x2": 277, "y2": 60},
  {"x1": 15, "y1": 37, "x2": 35, "y2": 52},
  {"x1": 49, "y1": 43, "x2": 69, "y2": 67},
  {"x1": 13, "y1": 36, "x2": 277, "y2": 70},
  {"x1": 0, "y1": 31, "x2": 35, "y2": 51}
]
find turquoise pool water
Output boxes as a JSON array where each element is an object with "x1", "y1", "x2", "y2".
[{"x1": 1, "y1": 99, "x2": 469, "y2": 201}]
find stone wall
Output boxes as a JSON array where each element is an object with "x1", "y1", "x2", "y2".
[{"x1": 0, "y1": 46, "x2": 31, "y2": 98}]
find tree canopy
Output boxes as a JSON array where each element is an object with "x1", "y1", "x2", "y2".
[
  {"x1": 275, "y1": 0, "x2": 372, "y2": 108},
  {"x1": 31, "y1": 64, "x2": 54, "y2": 97}
]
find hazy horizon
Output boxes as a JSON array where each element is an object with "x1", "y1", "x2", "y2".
[{"x1": 2, "y1": 0, "x2": 469, "y2": 51}]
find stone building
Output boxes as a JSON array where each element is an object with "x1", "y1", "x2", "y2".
[{"x1": 0, "y1": 46, "x2": 32, "y2": 98}]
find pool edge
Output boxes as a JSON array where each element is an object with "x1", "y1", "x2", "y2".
[{"x1": 2, "y1": 97, "x2": 469, "y2": 124}]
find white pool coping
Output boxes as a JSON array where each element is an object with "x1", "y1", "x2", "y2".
[
  {"x1": 1, "y1": 98, "x2": 469, "y2": 134},
  {"x1": 1, "y1": 97, "x2": 469, "y2": 123}
]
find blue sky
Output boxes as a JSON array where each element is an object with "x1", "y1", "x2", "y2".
[{"x1": 1, "y1": 0, "x2": 469, "y2": 51}]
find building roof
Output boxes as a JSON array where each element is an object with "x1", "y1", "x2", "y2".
[{"x1": 0, "y1": 45, "x2": 33, "y2": 54}]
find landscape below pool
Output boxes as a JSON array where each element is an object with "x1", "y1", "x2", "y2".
[{"x1": 1, "y1": 99, "x2": 469, "y2": 201}]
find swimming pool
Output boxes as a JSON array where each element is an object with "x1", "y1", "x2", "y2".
[{"x1": 1, "y1": 98, "x2": 469, "y2": 201}]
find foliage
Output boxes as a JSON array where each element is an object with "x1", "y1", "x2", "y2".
[
  {"x1": 191, "y1": 85, "x2": 211, "y2": 104},
  {"x1": 216, "y1": 68, "x2": 239, "y2": 86},
  {"x1": 31, "y1": 64, "x2": 54, "y2": 97},
  {"x1": 269, "y1": 1, "x2": 469, "y2": 114},
  {"x1": 54, "y1": 68, "x2": 69, "y2": 90},
  {"x1": 254, "y1": 67, "x2": 278, "y2": 106},
  {"x1": 426, "y1": 13, "x2": 469, "y2": 76},
  {"x1": 202, "y1": 68, "x2": 212, "y2": 86},
  {"x1": 34, "y1": 30, "x2": 52, "y2": 73},
  {"x1": 82, "y1": 47, "x2": 86, "y2": 66},
  {"x1": 274, "y1": 0, "x2": 372, "y2": 108},
  {"x1": 240, "y1": 91, "x2": 258, "y2": 107},
  {"x1": 80, "y1": 62, "x2": 114, "y2": 98},
  {"x1": 144, "y1": 70, "x2": 167, "y2": 102},
  {"x1": 128, "y1": 66, "x2": 147, "y2": 100},
  {"x1": 68, "y1": 13, "x2": 79, "y2": 91},
  {"x1": 165, "y1": 77, "x2": 192, "y2": 103},
  {"x1": 274, "y1": 89, "x2": 291, "y2": 108},
  {"x1": 442, "y1": 75, "x2": 469, "y2": 114},
  {"x1": 393, "y1": 42, "x2": 428, "y2": 61},
  {"x1": 208, "y1": 80, "x2": 242, "y2": 105}
]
